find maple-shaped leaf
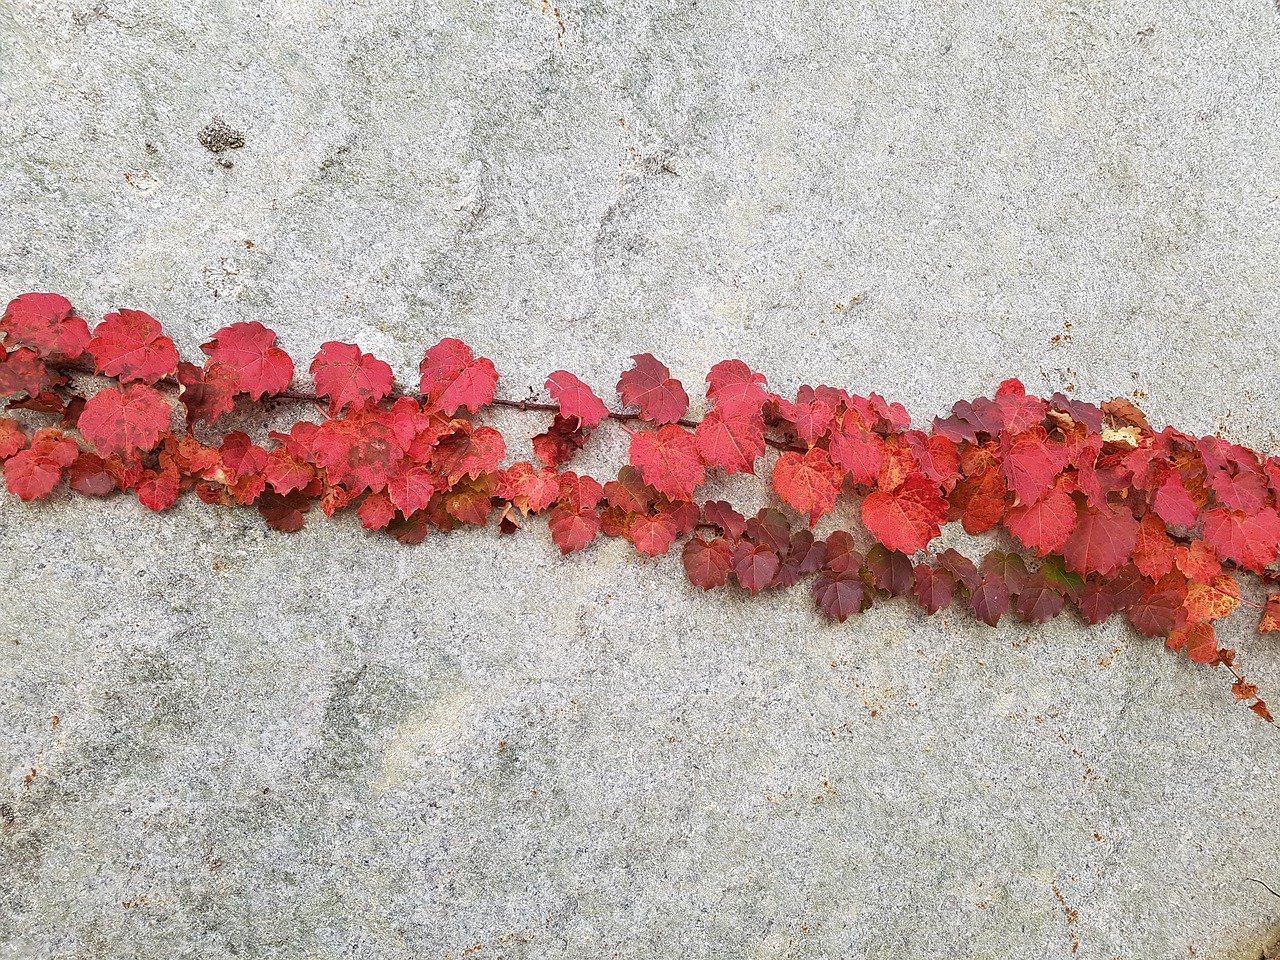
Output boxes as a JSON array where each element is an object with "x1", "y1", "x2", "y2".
[
  {"x1": 905, "y1": 432, "x2": 961, "y2": 487},
  {"x1": 776, "y1": 396, "x2": 835, "y2": 445},
  {"x1": 259, "y1": 489, "x2": 312, "y2": 532},
  {"x1": 829, "y1": 423, "x2": 885, "y2": 486},
  {"x1": 1004, "y1": 481, "x2": 1076, "y2": 554},
  {"x1": 1208, "y1": 462, "x2": 1269, "y2": 515},
  {"x1": 201, "y1": 321, "x2": 294, "y2": 399},
  {"x1": 310, "y1": 341, "x2": 394, "y2": 415},
  {"x1": 630, "y1": 514, "x2": 678, "y2": 557},
  {"x1": 1151, "y1": 472, "x2": 1200, "y2": 528},
  {"x1": 67, "y1": 452, "x2": 115, "y2": 496},
  {"x1": 0, "y1": 347, "x2": 49, "y2": 399},
  {"x1": 682, "y1": 536, "x2": 734, "y2": 590},
  {"x1": 557, "y1": 471, "x2": 605, "y2": 510},
  {"x1": 950, "y1": 465, "x2": 1008, "y2": 535},
  {"x1": 219, "y1": 431, "x2": 269, "y2": 479},
  {"x1": 87, "y1": 309, "x2": 179, "y2": 384},
  {"x1": 773, "y1": 447, "x2": 843, "y2": 526},
  {"x1": 263, "y1": 449, "x2": 315, "y2": 495},
  {"x1": 1131, "y1": 511, "x2": 1176, "y2": 578},
  {"x1": 499, "y1": 462, "x2": 562, "y2": 514},
  {"x1": 533, "y1": 414, "x2": 588, "y2": 468},
  {"x1": 705, "y1": 359, "x2": 768, "y2": 415},
  {"x1": 1174, "y1": 538, "x2": 1221, "y2": 582},
  {"x1": 617, "y1": 354, "x2": 688, "y2": 424},
  {"x1": 1, "y1": 292, "x2": 91, "y2": 358},
  {"x1": 1128, "y1": 588, "x2": 1187, "y2": 637},
  {"x1": 745, "y1": 508, "x2": 792, "y2": 555},
  {"x1": 867, "y1": 545, "x2": 913, "y2": 596},
  {"x1": 386, "y1": 463, "x2": 437, "y2": 516},
  {"x1": 862, "y1": 473, "x2": 948, "y2": 554},
  {"x1": 994, "y1": 378, "x2": 1048, "y2": 433},
  {"x1": 136, "y1": 464, "x2": 180, "y2": 512},
  {"x1": 0, "y1": 417, "x2": 27, "y2": 460},
  {"x1": 176, "y1": 360, "x2": 238, "y2": 426},
  {"x1": 1202, "y1": 506, "x2": 1280, "y2": 572},
  {"x1": 913, "y1": 564, "x2": 956, "y2": 615},
  {"x1": 733, "y1": 542, "x2": 780, "y2": 596},
  {"x1": 813, "y1": 570, "x2": 865, "y2": 622},
  {"x1": 629, "y1": 424, "x2": 704, "y2": 501},
  {"x1": 545, "y1": 370, "x2": 609, "y2": 429},
  {"x1": 78, "y1": 383, "x2": 172, "y2": 457},
  {"x1": 1077, "y1": 579, "x2": 1115, "y2": 625},
  {"x1": 695, "y1": 408, "x2": 765, "y2": 475},
  {"x1": 1183, "y1": 574, "x2": 1241, "y2": 622},
  {"x1": 703, "y1": 500, "x2": 747, "y2": 539},
  {"x1": 312, "y1": 414, "x2": 406, "y2": 492},
  {"x1": 419, "y1": 338, "x2": 498, "y2": 415},
  {"x1": 1257, "y1": 593, "x2": 1280, "y2": 634},
  {"x1": 548, "y1": 503, "x2": 600, "y2": 553},
  {"x1": 444, "y1": 474, "x2": 496, "y2": 526},
  {"x1": 981, "y1": 550, "x2": 1028, "y2": 593},
  {"x1": 1015, "y1": 574, "x2": 1065, "y2": 624},
  {"x1": 2, "y1": 428, "x2": 78, "y2": 501},
  {"x1": 1166, "y1": 622, "x2": 1218, "y2": 664},
  {"x1": 432, "y1": 423, "x2": 505, "y2": 483},
  {"x1": 968, "y1": 574, "x2": 1010, "y2": 627},
  {"x1": 1000, "y1": 426, "x2": 1067, "y2": 506},
  {"x1": 1062, "y1": 499, "x2": 1139, "y2": 578}
]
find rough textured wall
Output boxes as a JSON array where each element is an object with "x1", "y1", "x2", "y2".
[{"x1": 1, "y1": 0, "x2": 1279, "y2": 957}]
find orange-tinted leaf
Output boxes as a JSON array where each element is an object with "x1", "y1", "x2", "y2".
[
  {"x1": 862, "y1": 473, "x2": 947, "y2": 554},
  {"x1": 772, "y1": 447, "x2": 843, "y2": 526},
  {"x1": 548, "y1": 503, "x2": 599, "y2": 553},
  {"x1": 695, "y1": 408, "x2": 765, "y2": 474},
  {"x1": 0, "y1": 347, "x2": 49, "y2": 398},
  {"x1": 1062, "y1": 500, "x2": 1139, "y2": 577},
  {"x1": 1259, "y1": 593, "x2": 1280, "y2": 633},
  {"x1": 1004, "y1": 481, "x2": 1076, "y2": 554}
]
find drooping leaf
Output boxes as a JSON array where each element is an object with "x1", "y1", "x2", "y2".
[
  {"x1": 812, "y1": 569, "x2": 865, "y2": 622},
  {"x1": 1, "y1": 292, "x2": 91, "y2": 358},
  {"x1": 682, "y1": 536, "x2": 734, "y2": 590},
  {"x1": 695, "y1": 408, "x2": 765, "y2": 474}
]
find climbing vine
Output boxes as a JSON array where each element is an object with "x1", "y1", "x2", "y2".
[{"x1": 2, "y1": 292, "x2": 1277, "y2": 720}]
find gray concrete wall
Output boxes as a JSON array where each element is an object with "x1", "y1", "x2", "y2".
[{"x1": 2, "y1": 1, "x2": 1278, "y2": 956}]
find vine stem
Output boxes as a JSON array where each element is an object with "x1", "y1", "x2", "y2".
[{"x1": 47, "y1": 361, "x2": 802, "y2": 451}]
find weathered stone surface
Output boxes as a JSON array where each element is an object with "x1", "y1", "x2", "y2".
[{"x1": 2, "y1": 0, "x2": 1278, "y2": 956}]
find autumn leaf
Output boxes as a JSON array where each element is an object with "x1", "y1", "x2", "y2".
[
  {"x1": 629, "y1": 424, "x2": 704, "y2": 501},
  {"x1": 772, "y1": 447, "x2": 843, "y2": 526},
  {"x1": 1004, "y1": 480, "x2": 1076, "y2": 554},
  {"x1": 861, "y1": 473, "x2": 947, "y2": 554},
  {"x1": 705, "y1": 359, "x2": 768, "y2": 415},
  {"x1": 78, "y1": 383, "x2": 172, "y2": 458},
  {"x1": 201, "y1": 321, "x2": 295, "y2": 399},
  {"x1": 813, "y1": 570, "x2": 865, "y2": 622},
  {"x1": 1, "y1": 292, "x2": 91, "y2": 358},
  {"x1": 630, "y1": 514, "x2": 678, "y2": 556},
  {"x1": 695, "y1": 408, "x2": 765, "y2": 474},
  {"x1": 87, "y1": 309, "x2": 179, "y2": 384},
  {"x1": 548, "y1": 503, "x2": 600, "y2": 553},
  {"x1": 2, "y1": 428, "x2": 78, "y2": 501},
  {"x1": 310, "y1": 341, "x2": 394, "y2": 415},
  {"x1": 733, "y1": 542, "x2": 779, "y2": 596},
  {"x1": 682, "y1": 536, "x2": 734, "y2": 590},
  {"x1": 1062, "y1": 499, "x2": 1139, "y2": 577},
  {"x1": 617, "y1": 354, "x2": 688, "y2": 424},
  {"x1": 0, "y1": 347, "x2": 49, "y2": 399},
  {"x1": 545, "y1": 370, "x2": 609, "y2": 429}
]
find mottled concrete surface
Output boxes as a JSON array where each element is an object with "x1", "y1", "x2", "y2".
[{"x1": 2, "y1": 0, "x2": 1280, "y2": 957}]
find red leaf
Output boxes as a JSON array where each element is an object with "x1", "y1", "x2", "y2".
[
  {"x1": 1166, "y1": 622, "x2": 1218, "y2": 664},
  {"x1": 387, "y1": 463, "x2": 437, "y2": 516},
  {"x1": 67, "y1": 452, "x2": 115, "y2": 496},
  {"x1": 1151, "y1": 472, "x2": 1199, "y2": 527},
  {"x1": 630, "y1": 514, "x2": 678, "y2": 556},
  {"x1": 419, "y1": 338, "x2": 498, "y2": 415},
  {"x1": 617, "y1": 354, "x2": 688, "y2": 424},
  {"x1": 263, "y1": 449, "x2": 315, "y2": 495},
  {"x1": 1131, "y1": 512, "x2": 1175, "y2": 579},
  {"x1": 259, "y1": 489, "x2": 312, "y2": 532},
  {"x1": 87, "y1": 309, "x2": 179, "y2": 384},
  {"x1": 1128, "y1": 589, "x2": 1186, "y2": 637},
  {"x1": 1015, "y1": 575, "x2": 1065, "y2": 624},
  {"x1": 136, "y1": 464, "x2": 180, "y2": 511},
  {"x1": 812, "y1": 570, "x2": 865, "y2": 622},
  {"x1": 1000, "y1": 426, "x2": 1067, "y2": 505},
  {"x1": 177, "y1": 360, "x2": 237, "y2": 426},
  {"x1": 950, "y1": 465, "x2": 1007, "y2": 534},
  {"x1": 682, "y1": 536, "x2": 733, "y2": 589},
  {"x1": 703, "y1": 500, "x2": 747, "y2": 538},
  {"x1": 733, "y1": 542, "x2": 779, "y2": 596},
  {"x1": 201, "y1": 321, "x2": 294, "y2": 399},
  {"x1": 545, "y1": 370, "x2": 609, "y2": 430},
  {"x1": 432, "y1": 423, "x2": 505, "y2": 483},
  {"x1": 968, "y1": 575, "x2": 1010, "y2": 626},
  {"x1": 695, "y1": 408, "x2": 765, "y2": 474},
  {"x1": 0, "y1": 417, "x2": 26, "y2": 460},
  {"x1": 533, "y1": 414, "x2": 588, "y2": 468},
  {"x1": 861, "y1": 473, "x2": 947, "y2": 554},
  {"x1": 1259, "y1": 593, "x2": 1280, "y2": 634},
  {"x1": 867, "y1": 545, "x2": 913, "y2": 596},
  {"x1": 1, "y1": 292, "x2": 91, "y2": 358},
  {"x1": 548, "y1": 504, "x2": 599, "y2": 553},
  {"x1": 310, "y1": 341, "x2": 394, "y2": 415},
  {"x1": 1202, "y1": 506, "x2": 1280, "y2": 572},
  {"x1": 312, "y1": 413, "x2": 406, "y2": 492},
  {"x1": 0, "y1": 347, "x2": 48, "y2": 399},
  {"x1": 1062, "y1": 500, "x2": 1139, "y2": 577},
  {"x1": 705, "y1": 359, "x2": 768, "y2": 415},
  {"x1": 913, "y1": 564, "x2": 956, "y2": 615},
  {"x1": 629, "y1": 424, "x2": 704, "y2": 501},
  {"x1": 1004, "y1": 481, "x2": 1076, "y2": 554},
  {"x1": 829, "y1": 423, "x2": 884, "y2": 486},
  {"x1": 557, "y1": 472, "x2": 604, "y2": 510},
  {"x1": 78, "y1": 383, "x2": 172, "y2": 457},
  {"x1": 2, "y1": 429, "x2": 78, "y2": 501},
  {"x1": 772, "y1": 447, "x2": 843, "y2": 526}
]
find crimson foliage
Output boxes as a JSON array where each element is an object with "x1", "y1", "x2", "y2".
[{"x1": 3, "y1": 292, "x2": 1278, "y2": 721}]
